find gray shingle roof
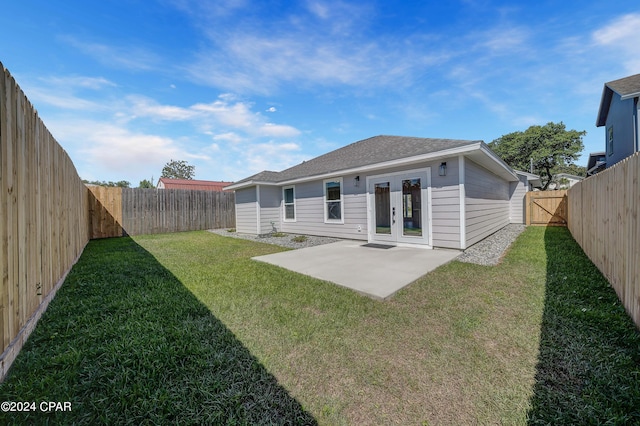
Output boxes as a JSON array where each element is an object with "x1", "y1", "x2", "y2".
[
  {"x1": 231, "y1": 170, "x2": 281, "y2": 186},
  {"x1": 597, "y1": 73, "x2": 640, "y2": 126},
  {"x1": 229, "y1": 135, "x2": 480, "y2": 188},
  {"x1": 606, "y1": 73, "x2": 640, "y2": 98}
]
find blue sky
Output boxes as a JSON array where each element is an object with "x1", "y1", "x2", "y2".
[{"x1": 1, "y1": 1, "x2": 639, "y2": 184}]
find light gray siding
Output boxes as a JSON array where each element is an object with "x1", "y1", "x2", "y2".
[
  {"x1": 235, "y1": 157, "x2": 516, "y2": 250},
  {"x1": 465, "y1": 159, "x2": 510, "y2": 247},
  {"x1": 280, "y1": 173, "x2": 368, "y2": 239},
  {"x1": 258, "y1": 185, "x2": 282, "y2": 234},
  {"x1": 235, "y1": 187, "x2": 257, "y2": 234},
  {"x1": 280, "y1": 161, "x2": 463, "y2": 248},
  {"x1": 509, "y1": 174, "x2": 528, "y2": 224},
  {"x1": 430, "y1": 157, "x2": 462, "y2": 249}
]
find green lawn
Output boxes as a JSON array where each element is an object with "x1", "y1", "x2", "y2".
[{"x1": 0, "y1": 227, "x2": 638, "y2": 425}]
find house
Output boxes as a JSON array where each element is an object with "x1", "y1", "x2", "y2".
[
  {"x1": 596, "y1": 73, "x2": 640, "y2": 168},
  {"x1": 157, "y1": 178, "x2": 233, "y2": 191},
  {"x1": 586, "y1": 151, "x2": 606, "y2": 176},
  {"x1": 548, "y1": 173, "x2": 583, "y2": 190},
  {"x1": 226, "y1": 135, "x2": 537, "y2": 250}
]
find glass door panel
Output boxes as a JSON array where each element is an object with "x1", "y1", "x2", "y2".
[
  {"x1": 374, "y1": 182, "x2": 391, "y2": 234},
  {"x1": 402, "y1": 178, "x2": 422, "y2": 237}
]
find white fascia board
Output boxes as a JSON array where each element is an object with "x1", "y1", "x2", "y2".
[
  {"x1": 514, "y1": 170, "x2": 540, "y2": 179},
  {"x1": 278, "y1": 143, "x2": 484, "y2": 186},
  {"x1": 224, "y1": 180, "x2": 279, "y2": 191},
  {"x1": 620, "y1": 92, "x2": 640, "y2": 101}
]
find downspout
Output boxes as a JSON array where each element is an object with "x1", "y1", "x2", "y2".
[{"x1": 459, "y1": 155, "x2": 466, "y2": 250}]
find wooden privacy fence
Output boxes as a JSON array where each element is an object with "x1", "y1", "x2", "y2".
[
  {"x1": 0, "y1": 61, "x2": 237, "y2": 380},
  {"x1": 568, "y1": 153, "x2": 640, "y2": 329},
  {"x1": 0, "y1": 62, "x2": 90, "y2": 380},
  {"x1": 89, "y1": 186, "x2": 235, "y2": 239},
  {"x1": 525, "y1": 190, "x2": 568, "y2": 226}
]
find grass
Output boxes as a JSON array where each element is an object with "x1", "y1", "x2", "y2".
[{"x1": 0, "y1": 227, "x2": 638, "y2": 424}]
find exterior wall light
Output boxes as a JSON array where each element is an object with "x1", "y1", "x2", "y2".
[
  {"x1": 354, "y1": 175, "x2": 360, "y2": 187},
  {"x1": 439, "y1": 162, "x2": 447, "y2": 176}
]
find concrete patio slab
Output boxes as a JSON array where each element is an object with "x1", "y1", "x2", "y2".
[{"x1": 252, "y1": 240, "x2": 460, "y2": 299}]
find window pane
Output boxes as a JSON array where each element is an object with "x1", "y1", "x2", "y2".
[
  {"x1": 375, "y1": 182, "x2": 391, "y2": 234},
  {"x1": 327, "y1": 201, "x2": 341, "y2": 220},
  {"x1": 402, "y1": 178, "x2": 422, "y2": 236},
  {"x1": 285, "y1": 205, "x2": 295, "y2": 220},
  {"x1": 326, "y1": 181, "x2": 341, "y2": 201},
  {"x1": 284, "y1": 188, "x2": 294, "y2": 203}
]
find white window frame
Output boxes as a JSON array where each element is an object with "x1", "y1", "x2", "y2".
[
  {"x1": 323, "y1": 177, "x2": 344, "y2": 224},
  {"x1": 282, "y1": 185, "x2": 296, "y2": 222}
]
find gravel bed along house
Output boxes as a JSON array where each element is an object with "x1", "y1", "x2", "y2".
[
  {"x1": 208, "y1": 229, "x2": 342, "y2": 249},
  {"x1": 210, "y1": 224, "x2": 526, "y2": 265},
  {"x1": 456, "y1": 224, "x2": 526, "y2": 266}
]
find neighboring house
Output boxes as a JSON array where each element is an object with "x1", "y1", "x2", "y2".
[
  {"x1": 548, "y1": 173, "x2": 583, "y2": 190},
  {"x1": 225, "y1": 135, "x2": 538, "y2": 250},
  {"x1": 157, "y1": 178, "x2": 233, "y2": 191},
  {"x1": 596, "y1": 73, "x2": 640, "y2": 168},
  {"x1": 510, "y1": 170, "x2": 542, "y2": 225},
  {"x1": 586, "y1": 151, "x2": 606, "y2": 176}
]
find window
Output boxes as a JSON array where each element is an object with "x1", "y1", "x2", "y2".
[
  {"x1": 283, "y1": 186, "x2": 295, "y2": 221},
  {"x1": 608, "y1": 126, "x2": 614, "y2": 156},
  {"x1": 324, "y1": 178, "x2": 343, "y2": 223}
]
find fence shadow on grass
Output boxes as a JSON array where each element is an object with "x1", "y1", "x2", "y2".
[
  {"x1": 527, "y1": 227, "x2": 640, "y2": 424},
  {"x1": 0, "y1": 237, "x2": 316, "y2": 425}
]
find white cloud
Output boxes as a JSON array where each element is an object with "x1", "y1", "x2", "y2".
[
  {"x1": 306, "y1": 1, "x2": 330, "y2": 19},
  {"x1": 45, "y1": 119, "x2": 190, "y2": 182},
  {"x1": 61, "y1": 36, "x2": 162, "y2": 71},
  {"x1": 592, "y1": 13, "x2": 640, "y2": 45},
  {"x1": 592, "y1": 13, "x2": 640, "y2": 73},
  {"x1": 212, "y1": 132, "x2": 243, "y2": 144},
  {"x1": 477, "y1": 26, "x2": 530, "y2": 55},
  {"x1": 237, "y1": 141, "x2": 306, "y2": 175},
  {"x1": 184, "y1": 2, "x2": 442, "y2": 95},
  {"x1": 187, "y1": 33, "x2": 442, "y2": 94},
  {"x1": 44, "y1": 75, "x2": 117, "y2": 90},
  {"x1": 19, "y1": 75, "x2": 115, "y2": 111},
  {"x1": 191, "y1": 95, "x2": 301, "y2": 137},
  {"x1": 127, "y1": 95, "x2": 199, "y2": 121},
  {"x1": 167, "y1": 0, "x2": 248, "y2": 19},
  {"x1": 21, "y1": 86, "x2": 103, "y2": 111},
  {"x1": 266, "y1": 106, "x2": 277, "y2": 112}
]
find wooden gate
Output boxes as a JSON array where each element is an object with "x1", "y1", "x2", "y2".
[{"x1": 525, "y1": 190, "x2": 568, "y2": 226}]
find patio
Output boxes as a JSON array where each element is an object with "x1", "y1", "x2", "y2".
[{"x1": 253, "y1": 240, "x2": 461, "y2": 299}]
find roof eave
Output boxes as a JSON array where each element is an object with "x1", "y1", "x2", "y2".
[
  {"x1": 620, "y1": 91, "x2": 640, "y2": 101},
  {"x1": 274, "y1": 142, "x2": 484, "y2": 185},
  {"x1": 224, "y1": 180, "x2": 279, "y2": 191},
  {"x1": 465, "y1": 143, "x2": 519, "y2": 182},
  {"x1": 278, "y1": 141, "x2": 519, "y2": 185},
  {"x1": 597, "y1": 85, "x2": 614, "y2": 127}
]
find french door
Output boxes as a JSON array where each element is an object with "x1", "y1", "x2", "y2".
[{"x1": 368, "y1": 169, "x2": 430, "y2": 245}]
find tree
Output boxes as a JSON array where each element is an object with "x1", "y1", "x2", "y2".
[
  {"x1": 161, "y1": 159, "x2": 195, "y2": 180},
  {"x1": 82, "y1": 179, "x2": 131, "y2": 188},
  {"x1": 488, "y1": 122, "x2": 585, "y2": 190},
  {"x1": 139, "y1": 178, "x2": 155, "y2": 188}
]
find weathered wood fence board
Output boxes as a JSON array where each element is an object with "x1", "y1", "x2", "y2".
[
  {"x1": 525, "y1": 190, "x2": 568, "y2": 226},
  {"x1": 88, "y1": 187, "x2": 235, "y2": 238},
  {"x1": 0, "y1": 62, "x2": 89, "y2": 380},
  {"x1": 568, "y1": 152, "x2": 640, "y2": 329},
  {"x1": 88, "y1": 186, "x2": 123, "y2": 239}
]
